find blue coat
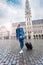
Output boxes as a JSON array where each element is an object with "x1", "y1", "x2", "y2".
[{"x1": 16, "y1": 28, "x2": 25, "y2": 40}]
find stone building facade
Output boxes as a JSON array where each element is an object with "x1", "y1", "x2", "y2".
[{"x1": 11, "y1": 19, "x2": 43, "y2": 39}]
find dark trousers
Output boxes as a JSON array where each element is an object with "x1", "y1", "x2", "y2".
[{"x1": 19, "y1": 39, "x2": 24, "y2": 49}]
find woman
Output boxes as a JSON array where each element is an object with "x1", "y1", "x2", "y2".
[{"x1": 16, "y1": 23, "x2": 25, "y2": 53}]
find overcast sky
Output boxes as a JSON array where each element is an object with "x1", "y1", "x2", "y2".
[{"x1": 0, "y1": 0, "x2": 43, "y2": 25}]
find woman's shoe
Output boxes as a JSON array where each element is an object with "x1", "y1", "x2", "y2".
[{"x1": 19, "y1": 50, "x2": 23, "y2": 54}]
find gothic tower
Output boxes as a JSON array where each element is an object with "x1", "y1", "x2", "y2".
[{"x1": 25, "y1": 0, "x2": 33, "y2": 40}]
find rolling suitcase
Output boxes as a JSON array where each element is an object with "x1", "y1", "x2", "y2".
[{"x1": 25, "y1": 42, "x2": 33, "y2": 50}]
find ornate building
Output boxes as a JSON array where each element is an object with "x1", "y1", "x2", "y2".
[
  {"x1": 0, "y1": 26, "x2": 10, "y2": 39},
  {"x1": 25, "y1": 0, "x2": 33, "y2": 39}
]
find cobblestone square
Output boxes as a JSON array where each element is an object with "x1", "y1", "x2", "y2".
[{"x1": 0, "y1": 39, "x2": 43, "y2": 65}]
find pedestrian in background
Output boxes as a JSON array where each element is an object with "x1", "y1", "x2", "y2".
[{"x1": 16, "y1": 23, "x2": 25, "y2": 53}]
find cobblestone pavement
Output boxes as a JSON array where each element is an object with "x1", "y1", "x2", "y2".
[{"x1": 0, "y1": 39, "x2": 43, "y2": 65}]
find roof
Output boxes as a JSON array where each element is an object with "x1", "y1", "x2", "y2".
[
  {"x1": 32, "y1": 19, "x2": 43, "y2": 25},
  {"x1": 22, "y1": 19, "x2": 43, "y2": 25},
  {"x1": 20, "y1": 22, "x2": 25, "y2": 26},
  {"x1": 15, "y1": 19, "x2": 43, "y2": 26}
]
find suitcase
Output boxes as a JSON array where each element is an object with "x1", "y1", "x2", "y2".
[{"x1": 25, "y1": 42, "x2": 33, "y2": 50}]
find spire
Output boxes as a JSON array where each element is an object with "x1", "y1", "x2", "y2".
[
  {"x1": 25, "y1": 0, "x2": 31, "y2": 18},
  {"x1": 25, "y1": 0, "x2": 30, "y2": 10}
]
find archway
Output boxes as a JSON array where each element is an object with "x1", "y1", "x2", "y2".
[
  {"x1": 36, "y1": 35, "x2": 38, "y2": 39},
  {"x1": 39, "y1": 35, "x2": 41, "y2": 39}
]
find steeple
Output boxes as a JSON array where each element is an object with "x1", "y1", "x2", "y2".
[
  {"x1": 25, "y1": 0, "x2": 30, "y2": 10},
  {"x1": 25, "y1": 0, "x2": 31, "y2": 19}
]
